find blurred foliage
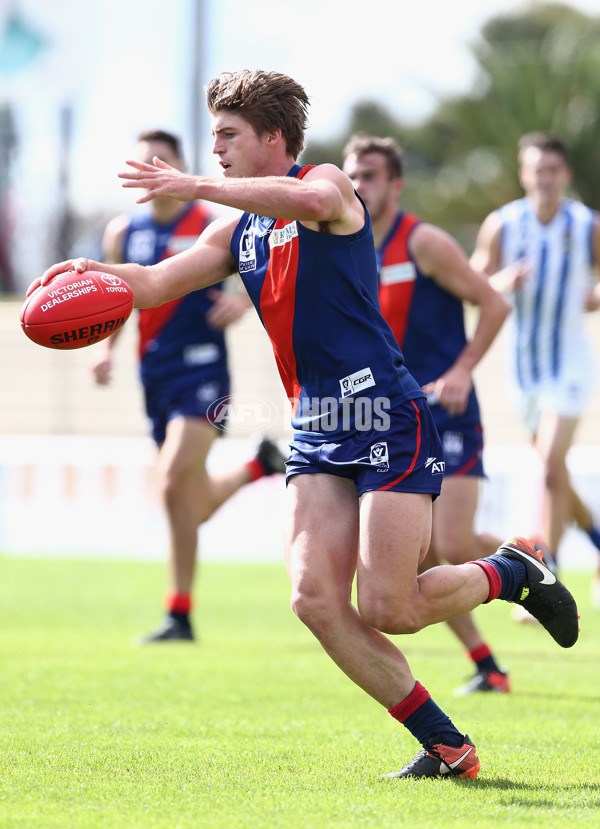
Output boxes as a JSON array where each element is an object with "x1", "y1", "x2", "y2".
[{"x1": 303, "y1": 2, "x2": 600, "y2": 253}]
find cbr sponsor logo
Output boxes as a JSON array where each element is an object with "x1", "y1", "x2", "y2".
[
  {"x1": 339, "y1": 367, "x2": 376, "y2": 398},
  {"x1": 206, "y1": 394, "x2": 280, "y2": 435}
]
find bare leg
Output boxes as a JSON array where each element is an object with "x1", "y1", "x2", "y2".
[
  {"x1": 428, "y1": 477, "x2": 503, "y2": 651},
  {"x1": 286, "y1": 475, "x2": 489, "y2": 709},
  {"x1": 571, "y1": 485, "x2": 596, "y2": 534},
  {"x1": 156, "y1": 416, "x2": 254, "y2": 595},
  {"x1": 534, "y1": 412, "x2": 579, "y2": 555},
  {"x1": 357, "y1": 490, "x2": 490, "y2": 636}
]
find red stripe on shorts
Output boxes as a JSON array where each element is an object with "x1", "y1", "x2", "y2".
[{"x1": 377, "y1": 399, "x2": 421, "y2": 492}]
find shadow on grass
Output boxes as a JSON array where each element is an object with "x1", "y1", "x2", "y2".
[{"x1": 464, "y1": 777, "x2": 600, "y2": 797}]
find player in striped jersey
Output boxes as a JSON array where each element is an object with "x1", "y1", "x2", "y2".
[{"x1": 472, "y1": 133, "x2": 600, "y2": 606}]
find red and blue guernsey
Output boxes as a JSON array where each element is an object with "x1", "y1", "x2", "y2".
[
  {"x1": 377, "y1": 211, "x2": 482, "y2": 426},
  {"x1": 123, "y1": 202, "x2": 227, "y2": 385},
  {"x1": 230, "y1": 165, "x2": 424, "y2": 439}
]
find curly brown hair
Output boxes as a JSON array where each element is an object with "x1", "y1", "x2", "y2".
[{"x1": 204, "y1": 70, "x2": 310, "y2": 159}]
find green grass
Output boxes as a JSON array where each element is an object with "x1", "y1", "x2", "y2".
[{"x1": 0, "y1": 556, "x2": 599, "y2": 828}]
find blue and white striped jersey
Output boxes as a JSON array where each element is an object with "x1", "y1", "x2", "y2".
[{"x1": 498, "y1": 197, "x2": 595, "y2": 389}]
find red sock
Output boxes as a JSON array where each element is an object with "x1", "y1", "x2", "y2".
[
  {"x1": 165, "y1": 592, "x2": 192, "y2": 615},
  {"x1": 468, "y1": 643, "x2": 491, "y2": 664},
  {"x1": 245, "y1": 458, "x2": 266, "y2": 483},
  {"x1": 387, "y1": 681, "x2": 431, "y2": 722},
  {"x1": 473, "y1": 559, "x2": 501, "y2": 602}
]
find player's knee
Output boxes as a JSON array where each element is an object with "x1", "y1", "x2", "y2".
[
  {"x1": 290, "y1": 581, "x2": 337, "y2": 635},
  {"x1": 291, "y1": 587, "x2": 324, "y2": 627},
  {"x1": 158, "y1": 474, "x2": 182, "y2": 513},
  {"x1": 358, "y1": 593, "x2": 422, "y2": 635},
  {"x1": 438, "y1": 538, "x2": 474, "y2": 565},
  {"x1": 542, "y1": 459, "x2": 567, "y2": 492}
]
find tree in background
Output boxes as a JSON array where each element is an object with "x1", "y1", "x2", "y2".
[{"x1": 304, "y1": 2, "x2": 600, "y2": 251}]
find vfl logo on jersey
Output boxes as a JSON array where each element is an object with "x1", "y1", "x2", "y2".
[
  {"x1": 269, "y1": 222, "x2": 298, "y2": 248},
  {"x1": 128, "y1": 229, "x2": 156, "y2": 264},
  {"x1": 379, "y1": 261, "x2": 417, "y2": 286},
  {"x1": 239, "y1": 223, "x2": 257, "y2": 273},
  {"x1": 339, "y1": 367, "x2": 376, "y2": 398},
  {"x1": 369, "y1": 441, "x2": 389, "y2": 471},
  {"x1": 238, "y1": 216, "x2": 275, "y2": 272},
  {"x1": 443, "y1": 431, "x2": 464, "y2": 463}
]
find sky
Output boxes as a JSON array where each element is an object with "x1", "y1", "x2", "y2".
[{"x1": 2, "y1": 0, "x2": 600, "y2": 282}]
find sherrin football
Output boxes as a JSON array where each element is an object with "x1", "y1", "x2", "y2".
[{"x1": 20, "y1": 271, "x2": 134, "y2": 350}]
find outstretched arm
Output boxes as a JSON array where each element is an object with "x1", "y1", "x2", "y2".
[
  {"x1": 118, "y1": 158, "x2": 364, "y2": 235},
  {"x1": 27, "y1": 215, "x2": 239, "y2": 309}
]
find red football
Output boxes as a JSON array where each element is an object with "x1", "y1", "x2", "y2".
[{"x1": 20, "y1": 270, "x2": 134, "y2": 350}]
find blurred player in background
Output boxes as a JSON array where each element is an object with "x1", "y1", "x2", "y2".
[
  {"x1": 91, "y1": 129, "x2": 285, "y2": 643},
  {"x1": 343, "y1": 134, "x2": 515, "y2": 694},
  {"x1": 35, "y1": 71, "x2": 579, "y2": 779},
  {"x1": 471, "y1": 132, "x2": 600, "y2": 607}
]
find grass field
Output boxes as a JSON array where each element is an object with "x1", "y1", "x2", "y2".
[{"x1": 1, "y1": 556, "x2": 599, "y2": 829}]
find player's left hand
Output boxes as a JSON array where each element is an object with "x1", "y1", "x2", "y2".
[
  {"x1": 423, "y1": 365, "x2": 472, "y2": 417},
  {"x1": 119, "y1": 157, "x2": 199, "y2": 204},
  {"x1": 205, "y1": 289, "x2": 252, "y2": 329}
]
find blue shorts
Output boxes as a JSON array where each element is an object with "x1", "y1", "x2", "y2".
[
  {"x1": 429, "y1": 404, "x2": 485, "y2": 478},
  {"x1": 144, "y1": 372, "x2": 230, "y2": 446},
  {"x1": 286, "y1": 397, "x2": 444, "y2": 498}
]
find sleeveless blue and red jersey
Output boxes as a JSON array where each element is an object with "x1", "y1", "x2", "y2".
[
  {"x1": 123, "y1": 202, "x2": 227, "y2": 385},
  {"x1": 377, "y1": 211, "x2": 481, "y2": 423},
  {"x1": 230, "y1": 165, "x2": 423, "y2": 438}
]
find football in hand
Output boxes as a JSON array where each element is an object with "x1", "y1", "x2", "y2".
[{"x1": 20, "y1": 271, "x2": 134, "y2": 350}]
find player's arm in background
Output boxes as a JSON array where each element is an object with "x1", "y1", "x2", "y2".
[
  {"x1": 29, "y1": 214, "x2": 240, "y2": 309},
  {"x1": 410, "y1": 222, "x2": 511, "y2": 417},
  {"x1": 89, "y1": 214, "x2": 129, "y2": 385},
  {"x1": 206, "y1": 273, "x2": 253, "y2": 330},
  {"x1": 585, "y1": 212, "x2": 600, "y2": 312},
  {"x1": 470, "y1": 210, "x2": 530, "y2": 293}
]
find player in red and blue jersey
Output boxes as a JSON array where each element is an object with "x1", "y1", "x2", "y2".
[
  {"x1": 91, "y1": 129, "x2": 285, "y2": 644},
  {"x1": 36, "y1": 72, "x2": 578, "y2": 779},
  {"x1": 343, "y1": 134, "x2": 519, "y2": 695}
]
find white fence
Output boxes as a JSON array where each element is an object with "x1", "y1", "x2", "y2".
[{"x1": 1, "y1": 435, "x2": 599, "y2": 569}]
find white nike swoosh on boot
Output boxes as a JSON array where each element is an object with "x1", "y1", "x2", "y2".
[
  {"x1": 440, "y1": 746, "x2": 473, "y2": 774},
  {"x1": 504, "y1": 545, "x2": 556, "y2": 585}
]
